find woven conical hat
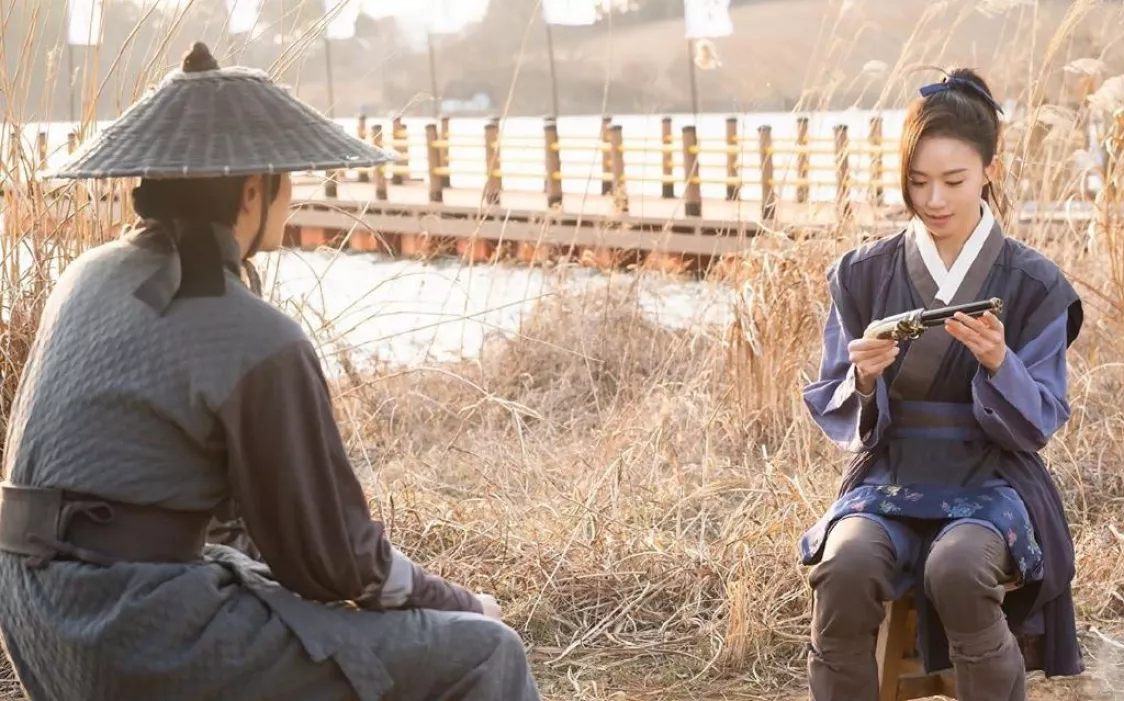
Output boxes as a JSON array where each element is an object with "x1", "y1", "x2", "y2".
[{"x1": 44, "y1": 43, "x2": 399, "y2": 180}]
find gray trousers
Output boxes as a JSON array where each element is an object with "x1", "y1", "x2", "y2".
[
  {"x1": 4, "y1": 598, "x2": 541, "y2": 701},
  {"x1": 359, "y1": 609, "x2": 542, "y2": 701},
  {"x1": 806, "y1": 516, "x2": 1025, "y2": 701}
]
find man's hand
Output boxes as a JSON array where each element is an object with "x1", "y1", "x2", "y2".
[
  {"x1": 848, "y1": 337, "x2": 899, "y2": 394},
  {"x1": 945, "y1": 311, "x2": 1007, "y2": 374},
  {"x1": 476, "y1": 593, "x2": 503, "y2": 621}
]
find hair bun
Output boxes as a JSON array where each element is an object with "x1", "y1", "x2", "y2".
[{"x1": 182, "y1": 42, "x2": 220, "y2": 73}]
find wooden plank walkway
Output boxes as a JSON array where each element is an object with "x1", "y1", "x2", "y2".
[
  {"x1": 285, "y1": 178, "x2": 901, "y2": 263},
  {"x1": 290, "y1": 179, "x2": 887, "y2": 226}
]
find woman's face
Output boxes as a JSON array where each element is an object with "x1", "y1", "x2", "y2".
[{"x1": 906, "y1": 135, "x2": 996, "y2": 243}]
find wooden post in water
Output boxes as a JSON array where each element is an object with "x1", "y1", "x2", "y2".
[
  {"x1": 544, "y1": 117, "x2": 563, "y2": 207},
  {"x1": 391, "y1": 117, "x2": 407, "y2": 185},
  {"x1": 372, "y1": 124, "x2": 389, "y2": 201},
  {"x1": 869, "y1": 115, "x2": 884, "y2": 207},
  {"x1": 483, "y1": 117, "x2": 501, "y2": 205},
  {"x1": 600, "y1": 116, "x2": 612, "y2": 195},
  {"x1": 758, "y1": 125, "x2": 777, "y2": 222},
  {"x1": 425, "y1": 122, "x2": 443, "y2": 203},
  {"x1": 682, "y1": 125, "x2": 701, "y2": 217},
  {"x1": 609, "y1": 124, "x2": 627, "y2": 213},
  {"x1": 725, "y1": 117, "x2": 739, "y2": 201},
  {"x1": 661, "y1": 116, "x2": 675, "y2": 199},
  {"x1": 796, "y1": 116, "x2": 810, "y2": 204},
  {"x1": 834, "y1": 124, "x2": 851, "y2": 220}
]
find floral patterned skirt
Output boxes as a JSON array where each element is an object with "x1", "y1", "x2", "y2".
[{"x1": 798, "y1": 483, "x2": 1043, "y2": 585}]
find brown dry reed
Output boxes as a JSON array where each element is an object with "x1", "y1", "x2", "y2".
[{"x1": 1, "y1": 0, "x2": 1123, "y2": 700}]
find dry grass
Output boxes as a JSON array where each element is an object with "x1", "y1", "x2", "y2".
[
  {"x1": 2, "y1": 1, "x2": 1124, "y2": 700},
  {"x1": 319, "y1": 240, "x2": 1124, "y2": 700}
]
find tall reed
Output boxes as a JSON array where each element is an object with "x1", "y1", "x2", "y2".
[{"x1": 1, "y1": 1, "x2": 1122, "y2": 699}]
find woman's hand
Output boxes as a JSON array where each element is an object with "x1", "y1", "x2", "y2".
[
  {"x1": 945, "y1": 311, "x2": 1007, "y2": 374},
  {"x1": 848, "y1": 337, "x2": 899, "y2": 394}
]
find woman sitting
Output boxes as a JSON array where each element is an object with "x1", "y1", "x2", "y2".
[{"x1": 799, "y1": 68, "x2": 1085, "y2": 701}]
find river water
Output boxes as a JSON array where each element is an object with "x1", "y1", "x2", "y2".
[{"x1": 0, "y1": 108, "x2": 912, "y2": 373}]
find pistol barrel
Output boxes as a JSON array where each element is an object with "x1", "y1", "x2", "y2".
[
  {"x1": 918, "y1": 297, "x2": 1002, "y2": 326},
  {"x1": 860, "y1": 297, "x2": 1003, "y2": 341}
]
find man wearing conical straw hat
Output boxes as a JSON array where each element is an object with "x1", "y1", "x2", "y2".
[{"x1": 0, "y1": 43, "x2": 541, "y2": 701}]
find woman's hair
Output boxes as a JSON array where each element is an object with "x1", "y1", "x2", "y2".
[
  {"x1": 131, "y1": 42, "x2": 280, "y2": 226},
  {"x1": 899, "y1": 67, "x2": 1008, "y2": 219}
]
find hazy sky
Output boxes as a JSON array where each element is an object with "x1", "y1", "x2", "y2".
[
  {"x1": 136, "y1": 0, "x2": 493, "y2": 51},
  {"x1": 152, "y1": 0, "x2": 491, "y2": 30}
]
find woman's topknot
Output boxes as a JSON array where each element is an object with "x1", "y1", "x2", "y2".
[
  {"x1": 934, "y1": 66, "x2": 1000, "y2": 120},
  {"x1": 182, "y1": 42, "x2": 219, "y2": 73}
]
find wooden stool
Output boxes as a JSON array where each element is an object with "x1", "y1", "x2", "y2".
[
  {"x1": 876, "y1": 593, "x2": 955, "y2": 700},
  {"x1": 875, "y1": 586, "x2": 1042, "y2": 701}
]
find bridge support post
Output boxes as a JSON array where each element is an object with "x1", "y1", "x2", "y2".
[
  {"x1": 758, "y1": 125, "x2": 777, "y2": 223},
  {"x1": 391, "y1": 117, "x2": 407, "y2": 185},
  {"x1": 544, "y1": 118, "x2": 563, "y2": 208},
  {"x1": 835, "y1": 124, "x2": 852, "y2": 221},
  {"x1": 372, "y1": 124, "x2": 389, "y2": 201},
  {"x1": 600, "y1": 116, "x2": 612, "y2": 195},
  {"x1": 609, "y1": 124, "x2": 627, "y2": 213},
  {"x1": 661, "y1": 117, "x2": 675, "y2": 199},
  {"x1": 440, "y1": 116, "x2": 452, "y2": 189},
  {"x1": 869, "y1": 115, "x2": 884, "y2": 207},
  {"x1": 426, "y1": 122, "x2": 444, "y2": 203},
  {"x1": 484, "y1": 117, "x2": 502, "y2": 205},
  {"x1": 796, "y1": 116, "x2": 810, "y2": 204},
  {"x1": 682, "y1": 125, "x2": 702, "y2": 217},
  {"x1": 356, "y1": 113, "x2": 370, "y2": 182},
  {"x1": 726, "y1": 117, "x2": 740, "y2": 201}
]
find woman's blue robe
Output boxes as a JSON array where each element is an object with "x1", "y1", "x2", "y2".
[{"x1": 799, "y1": 215, "x2": 1084, "y2": 678}]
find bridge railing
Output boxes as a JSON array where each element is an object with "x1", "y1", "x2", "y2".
[
  {"x1": 5, "y1": 114, "x2": 903, "y2": 224},
  {"x1": 316, "y1": 114, "x2": 903, "y2": 222}
]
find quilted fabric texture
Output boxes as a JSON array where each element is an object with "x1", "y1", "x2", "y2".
[
  {"x1": 0, "y1": 234, "x2": 381, "y2": 700},
  {"x1": 43, "y1": 65, "x2": 400, "y2": 180},
  {"x1": 0, "y1": 229, "x2": 539, "y2": 701}
]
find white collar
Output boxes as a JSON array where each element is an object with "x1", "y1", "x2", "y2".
[{"x1": 910, "y1": 200, "x2": 995, "y2": 305}]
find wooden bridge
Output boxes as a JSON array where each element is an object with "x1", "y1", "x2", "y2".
[
  {"x1": 279, "y1": 113, "x2": 905, "y2": 270},
  {"x1": 13, "y1": 113, "x2": 1093, "y2": 272}
]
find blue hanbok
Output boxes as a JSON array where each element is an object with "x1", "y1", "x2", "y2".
[{"x1": 798, "y1": 202, "x2": 1084, "y2": 677}]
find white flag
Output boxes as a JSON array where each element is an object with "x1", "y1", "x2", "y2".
[
  {"x1": 543, "y1": 0, "x2": 598, "y2": 26},
  {"x1": 323, "y1": 0, "x2": 362, "y2": 40},
  {"x1": 361, "y1": 0, "x2": 397, "y2": 20},
  {"x1": 67, "y1": 0, "x2": 103, "y2": 46},
  {"x1": 423, "y1": 0, "x2": 487, "y2": 35},
  {"x1": 225, "y1": 0, "x2": 262, "y2": 35},
  {"x1": 683, "y1": 0, "x2": 733, "y2": 39}
]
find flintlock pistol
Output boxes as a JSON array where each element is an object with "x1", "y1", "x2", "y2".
[{"x1": 862, "y1": 297, "x2": 1004, "y2": 341}]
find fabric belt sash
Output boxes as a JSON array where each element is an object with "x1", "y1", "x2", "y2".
[
  {"x1": 0, "y1": 483, "x2": 210, "y2": 568},
  {"x1": 885, "y1": 400, "x2": 986, "y2": 441}
]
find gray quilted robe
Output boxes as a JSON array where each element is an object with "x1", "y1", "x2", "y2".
[{"x1": 0, "y1": 221, "x2": 540, "y2": 701}]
